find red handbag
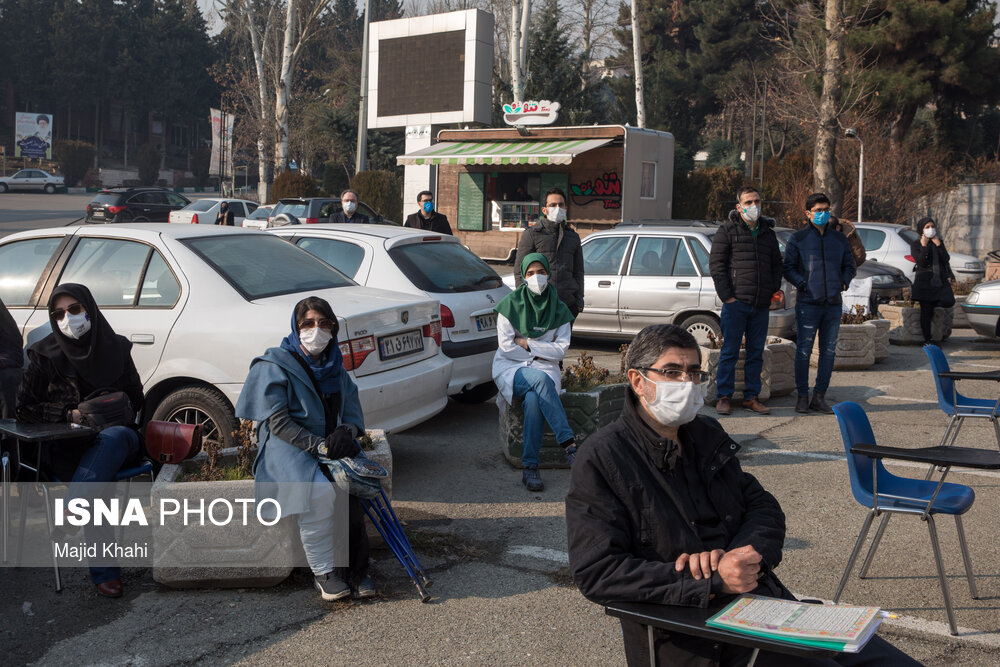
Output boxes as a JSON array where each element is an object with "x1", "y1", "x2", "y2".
[{"x1": 145, "y1": 420, "x2": 203, "y2": 463}]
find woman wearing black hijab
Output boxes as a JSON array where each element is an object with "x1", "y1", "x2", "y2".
[
  {"x1": 0, "y1": 295, "x2": 23, "y2": 419},
  {"x1": 16, "y1": 283, "x2": 144, "y2": 598},
  {"x1": 909, "y1": 217, "x2": 955, "y2": 345}
]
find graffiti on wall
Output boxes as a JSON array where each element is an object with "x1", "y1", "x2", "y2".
[{"x1": 570, "y1": 172, "x2": 621, "y2": 209}]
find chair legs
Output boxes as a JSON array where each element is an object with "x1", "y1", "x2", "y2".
[
  {"x1": 39, "y1": 484, "x2": 62, "y2": 593},
  {"x1": 834, "y1": 509, "x2": 877, "y2": 603},
  {"x1": 925, "y1": 515, "x2": 958, "y2": 635},
  {"x1": 858, "y1": 513, "x2": 892, "y2": 578},
  {"x1": 938, "y1": 415, "x2": 960, "y2": 449},
  {"x1": 953, "y1": 515, "x2": 978, "y2": 600}
]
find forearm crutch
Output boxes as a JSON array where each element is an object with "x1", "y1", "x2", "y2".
[
  {"x1": 361, "y1": 497, "x2": 431, "y2": 602},
  {"x1": 370, "y1": 489, "x2": 430, "y2": 587}
]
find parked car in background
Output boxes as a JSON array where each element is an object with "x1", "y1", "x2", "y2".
[
  {"x1": 168, "y1": 198, "x2": 259, "y2": 226},
  {"x1": 242, "y1": 205, "x2": 273, "y2": 229},
  {"x1": 502, "y1": 221, "x2": 796, "y2": 343},
  {"x1": 0, "y1": 224, "x2": 452, "y2": 446},
  {"x1": 775, "y1": 227, "x2": 910, "y2": 316},
  {"x1": 85, "y1": 187, "x2": 191, "y2": 223},
  {"x1": 0, "y1": 169, "x2": 65, "y2": 193},
  {"x1": 269, "y1": 197, "x2": 391, "y2": 226},
  {"x1": 270, "y1": 224, "x2": 509, "y2": 402},
  {"x1": 961, "y1": 280, "x2": 1000, "y2": 338},
  {"x1": 854, "y1": 221, "x2": 986, "y2": 282}
]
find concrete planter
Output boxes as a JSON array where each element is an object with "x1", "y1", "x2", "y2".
[
  {"x1": 152, "y1": 430, "x2": 392, "y2": 589},
  {"x1": 499, "y1": 384, "x2": 627, "y2": 469},
  {"x1": 953, "y1": 295, "x2": 970, "y2": 329},
  {"x1": 870, "y1": 319, "x2": 890, "y2": 363},
  {"x1": 811, "y1": 322, "x2": 875, "y2": 370},
  {"x1": 766, "y1": 338, "x2": 796, "y2": 397},
  {"x1": 699, "y1": 346, "x2": 772, "y2": 405},
  {"x1": 880, "y1": 304, "x2": 953, "y2": 345}
]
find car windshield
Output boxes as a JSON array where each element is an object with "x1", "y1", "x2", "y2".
[
  {"x1": 182, "y1": 234, "x2": 354, "y2": 299},
  {"x1": 898, "y1": 228, "x2": 920, "y2": 245},
  {"x1": 185, "y1": 199, "x2": 218, "y2": 212},
  {"x1": 90, "y1": 193, "x2": 121, "y2": 205},
  {"x1": 388, "y1": 241, "x2": 502, "y2": 293},
  {"x1": 272, "y1": 202, "x2": 308, "y2": 218}
]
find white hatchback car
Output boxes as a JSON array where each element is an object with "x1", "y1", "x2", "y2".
[
  {"x1": 168, "y1": 198, "x2": 260, "y2": 226},
  {"x1": 269, "y1": 225, "x2": 510, "y2": 403},
  {"x1": 0, "y1": 224, "x2": 452, "y2": 445},
  {"x1": 854, "y1": 222, "x2": 986, "y2": 282}
]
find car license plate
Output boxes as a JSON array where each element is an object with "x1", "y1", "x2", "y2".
[
  {"x1": 92, "y1": 210, "x2": 105, "y2": 219},
  {"x1": 475, "y1": 313, "x2": 497, "y2": 331},
  {"x1": 378, "y1": 329, "x2": 424, "y2": 360}
]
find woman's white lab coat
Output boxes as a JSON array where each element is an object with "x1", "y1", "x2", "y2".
[{"x1": 492, "y1": 313, "x2": 571, "y2": 405}]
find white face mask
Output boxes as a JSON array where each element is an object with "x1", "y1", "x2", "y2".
[
  {"x1": 741, "y1": 204, "x2": 760, "y2": 222},
  {"x1": 640, "y1": 374, "x2": 704, "y2": 427},
  {"x1": 343, "y1": 201, "x2": 357, "y2": 215},
  {"x1": 924, "y1": 227, "x2": 936, "y2": 239},
  {"x1": 57, "y1": 312, "x2": 91, "y2": 340},
  {"x1": 525, "y1": 273, "x2": 548, "y2": 295},
  {"x1": 299, "y1": 326, "x2": 333, "y2": 356},
  {"x1": 545, "y1": 206, "x2": 567, "y2": 224}
]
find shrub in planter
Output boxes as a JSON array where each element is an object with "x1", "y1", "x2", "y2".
[
  {"x1": 53, "y1": 139, "x2": 95, "y2": 187},
  {"x1": 352, "y1": 170, "x2": 402, "y2": 223},
  {"x1": 269, "y1": 170, "x2": 321, "y2": 202}
]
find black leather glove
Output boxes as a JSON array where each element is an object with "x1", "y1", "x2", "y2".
[{"x1": 320, "y1": 425, "x2": 360, "y2": 459}]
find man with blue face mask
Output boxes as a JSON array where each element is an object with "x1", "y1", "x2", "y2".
[
  {"x1": 783, "y1": 193, "x2": 856, "y2": 414},
  {"x1": 403, "y1": 190, "x2": 452, "y2": 235}
]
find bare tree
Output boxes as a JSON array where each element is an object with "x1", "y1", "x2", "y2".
[
  {"x1": 564, "y1": 0, "x2": 618, "y2": 67},
  {"x1": 629, "y1": 0, "x2": 645, "y2": 127}
]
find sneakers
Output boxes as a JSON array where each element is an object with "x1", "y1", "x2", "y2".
[
  {"x1": 716, "y1": 396, "x2": 731, "y2": 416},
  {"x1": 353, "y1": 575, "x2": 376, "y2": 599},
  {"x1": 522, "y1": 466, "x2": 544, "y2": 492},
  {"x1": 795, "y1": 395, "x2": 810, "y2": 414},
  {"x1": 809, "y1": 392, "x2": 834, "y2": 414},
  {"x1": 742, "y1": 397, "x2": 771, "y2": 415},
  {"x1": 314, "y1": 572, "x2": 351, "y2": 601}
]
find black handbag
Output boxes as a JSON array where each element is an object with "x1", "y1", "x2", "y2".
[
  {"x1": 76, "y1": 389, "x2": 135, "y2": 431},
  {"x1": 938, "y1": 280, "x2": 955, "y2": 308}
]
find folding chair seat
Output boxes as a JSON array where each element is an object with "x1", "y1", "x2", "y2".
[{"x1": 924, "y1": 344, "x2": 1000, "y2": 449}]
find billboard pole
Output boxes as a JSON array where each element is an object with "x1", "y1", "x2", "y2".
[{"x1": 355, "y1": 0, "x2": 372, "y2": 176}]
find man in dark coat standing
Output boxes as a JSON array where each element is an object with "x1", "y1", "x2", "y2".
[
  {"x1": 709, "y1": 186, "x2": 783, "y2": 416},
  {"x1": 330, "y1": 189, "x2": 370, "y2": 224},
  {"x1": 403, "y1": 190, "x2": 452, "y2": 235},
  {"x1": 514, "y1": 187, "x2": 584, "y2": 317},
  {"x1": 566, "y1": 323, "x2": 920, "y2": 667}
]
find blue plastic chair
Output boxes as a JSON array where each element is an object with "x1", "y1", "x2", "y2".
[
  {"x1": 924, "y1": 344, "x2": 1000, "y2": 449},
  {"x1": 832, "y1": 401, "x2": 978, "y2": 635}
]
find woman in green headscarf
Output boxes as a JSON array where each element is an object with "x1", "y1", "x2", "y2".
[{"x1": 493, "y1": 253, "x2": 577, "y2": 492}]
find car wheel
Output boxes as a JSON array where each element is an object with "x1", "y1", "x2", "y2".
[
  {"x1": 452, "y1": 381, "x2": 499, "y2": 404},
  {"x1": 680, "y1": 314, "x2": 722, "y2": 346},
  {"x1": 151, "y1": 386, "x2": 238, "y2": 450},
  {"x1": 133, "y1": 216, "x2": 149, "y2": 223},
  {"x1": 44, "y1": 184, "x2": 56, "y2": 194},
  {"x1": 0, "y1": 183, "x2": 7, "y2": 193},
  {"x1": 268, "y1": 212, "x2": 300, "y2": 227}
]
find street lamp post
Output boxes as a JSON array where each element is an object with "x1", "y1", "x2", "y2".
[{"x1": 845, "y1": 128, "x2": 864, "y2": 223}]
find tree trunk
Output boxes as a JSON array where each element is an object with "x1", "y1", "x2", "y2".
[
  {"x1": 631, "y1": 0, "x2": 645, "y2": 128},
  {"x1": 274, "y1": 0, "x2": 297, "y2": 175},
  {"x1": 889, "y1": 103, "x2": 917, "y2": 148},
  {"x1": 814, "y1": 0, "x2": 844, "y2": 215},
  {"x1": 246, "y1": 4, "x2": 272, "y2": 203}
]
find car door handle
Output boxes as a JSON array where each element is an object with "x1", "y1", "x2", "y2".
[
  {"x1": 598, "y1": 280, "x2": 612, "y2": 287},
  {"x1": 677, "y1": 282, "x2": 691, "y2": 288},
  {"x1": 130, "y1": 334, "x2": 155, "y2": 345}
]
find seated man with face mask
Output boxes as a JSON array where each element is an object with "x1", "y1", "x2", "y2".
[{"x1": 566, "y1": 324, "x2": 920, "y2": 666}]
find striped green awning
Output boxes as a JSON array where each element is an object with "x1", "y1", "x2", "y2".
[{"x1": 396, "y1": 138, "x2": 614, "y2": 166}]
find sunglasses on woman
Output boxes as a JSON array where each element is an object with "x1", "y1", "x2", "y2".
[
  {"x1": 50, "y1": 303, "x2": 86, "y2": 320},
  {"x1": 299, "y1": 318, "x2": 334, "y2": 329}
]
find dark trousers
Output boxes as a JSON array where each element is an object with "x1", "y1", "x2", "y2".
[
  {"x1": 918, "y1": 300, "x2": 938, "y2": 343},
  {"x1": 718, "y1": 300, "x2": 770, "y2": 399},
  {"x1": 795, "y1": 303, "x2": 842, "y2": 396},
  {"x1": 338, "y1": 495, "x2": 370, "y2": 585}
]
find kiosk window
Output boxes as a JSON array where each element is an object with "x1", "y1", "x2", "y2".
[{"x1": 640, "y1": 162, "x2": 656, "y2": 199}]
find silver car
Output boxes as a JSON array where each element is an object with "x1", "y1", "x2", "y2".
[
  {"x1": 961, "y1": 280, "x2": 1000, "y2": 338},
  {"x1": 0, "y1": 169, "x2": 65, "y2": 193}
]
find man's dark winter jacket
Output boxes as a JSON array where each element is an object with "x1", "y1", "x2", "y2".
[
  {"x1": 566, "y1": 392, "x2": 790, "y2": 666},
  {"x1": 709, "y1": 210, "x2": 783, "y2": 308},
  {"x1": 782, "y1": 224, "x2": 856, "y2": 306},
  {"x1": 514, "y1": 218, "x2": 585, "y2": 315},
  {"x1": 403, "y1": 211, "x2": 452, "y2": 235},
  {"x1": 330, "y1": 211, "x2": 370, "y2": 225}
]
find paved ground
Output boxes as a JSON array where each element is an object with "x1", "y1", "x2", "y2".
[{"x1": 3, "y1": 332, "x2": 1000, "y2": 665}]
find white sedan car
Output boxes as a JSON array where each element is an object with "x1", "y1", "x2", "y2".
[
  {"x1": 961, "y1": 280, "x2": 1000, "y2": 338},
  {"x1": 0, "y1": 169, "x2": 65, "y2": 193},
  {"x1": 168, "y1": 198, "x2": 260, "y2": 226},
  {"x1": 854, "y1": 222, "x2": 986, "y2": 282},
  {"x1": 269, "y1": 224, "x2": 509, "y2": 402},
  {"x1": 0, "y1": 224, "x2": 452, "y2": 445}
]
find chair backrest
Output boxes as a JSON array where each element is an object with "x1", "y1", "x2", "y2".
[
  {"x1": 832, "y1": 401, "x2": 886, "y2": 507},
  {"x1": 923, "y1": 344, "x2": 958, "y2": 414}
]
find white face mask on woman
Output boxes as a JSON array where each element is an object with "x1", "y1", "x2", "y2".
[
  {"x1": 525, "y1": 273, "x2": 548, "y2": 295},
  {"x1": 299, "y1": 326, "x2": 333, "y2": 356},
  {"x1": 924, "y1": 227, "x2": 937, "y2": 239},
  {"x1": 640, "y1": 374, "x2": 704, "y2": 427},
  {"x1": 57, "y1": 312, "x2": 91, "y2": 340}
]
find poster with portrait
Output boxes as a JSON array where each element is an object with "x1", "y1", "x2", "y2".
[
  {"x1": 16, "y1": 112, "x2": 53, "y2": 159},
  {"x1": 209, "y1": 108, "x2": 234, "y2": 177}
]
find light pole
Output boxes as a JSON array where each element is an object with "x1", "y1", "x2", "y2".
[{"x1": 845, "y1": 128, "x2": 864, "y2": 223}]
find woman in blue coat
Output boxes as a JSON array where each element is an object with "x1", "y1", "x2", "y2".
[{"x1": 236, "y1": 296, "x2": 373, "y2": 601}]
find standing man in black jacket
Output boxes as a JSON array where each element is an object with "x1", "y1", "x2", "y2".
[
  {"x1": 709, "y1": 187, "x2": 783, "y2": 416},
  {"x1": 566, "y1": 324, "x2": 920, "y2": 667},
  {"x1": 514, "y1": 188, "x2": 584, "y2": 317},
  {"x1": 403, "y1": 190, "x2": 452, "y2": 235}
]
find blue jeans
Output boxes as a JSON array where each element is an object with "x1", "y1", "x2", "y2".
[
  {"x1": 795, "y1": 302, "x2": 842, "y2": 396},
  {"x1": 513, "y1": 367, "x2": 574, "y2": 468},
  {"x1": 67, "y1": 425, "x2": 141, "y2": 585},
  {"x1": 718, "y1": 300, "x2": 770, "y2": 399}
]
